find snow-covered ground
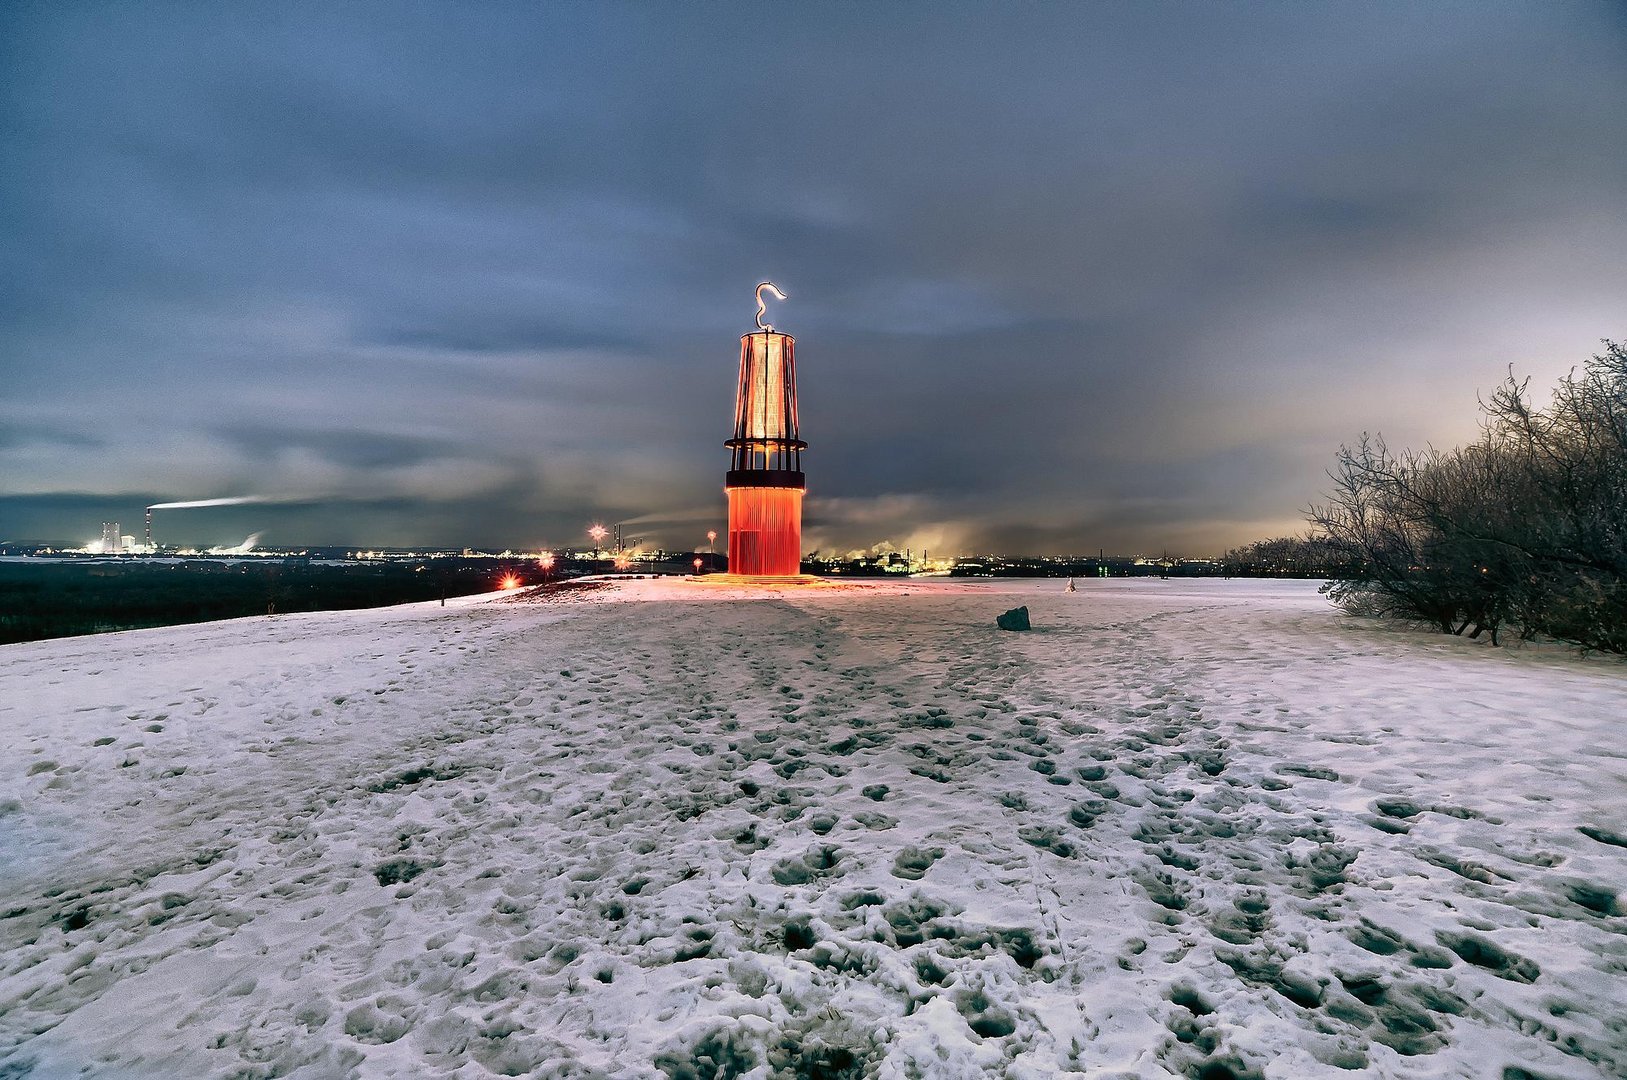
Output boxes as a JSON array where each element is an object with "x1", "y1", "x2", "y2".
[{"x1": 1, "y1": 577, "x2": 1623, "y2": 1079}]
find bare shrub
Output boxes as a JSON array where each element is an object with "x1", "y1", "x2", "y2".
[{"x1": 1308, "y1": 341, "x2": 1625, "y2": 653}]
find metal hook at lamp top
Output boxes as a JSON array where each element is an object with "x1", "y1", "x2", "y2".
[{"x1": 755, "y1": 282, "x2": 787, "y2": 332}]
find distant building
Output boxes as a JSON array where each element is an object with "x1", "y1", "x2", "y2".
[{"x1": 101, "y1": 522, "x2": 121, "y2": 554}]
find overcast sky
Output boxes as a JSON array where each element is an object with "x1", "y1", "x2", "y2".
[{"x1": 3, "y1": 2, "x2": 1624, "y2": 555}]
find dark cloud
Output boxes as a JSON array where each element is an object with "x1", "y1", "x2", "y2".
[
  {"x1": 2, "y1": 2, "x2": 1624, "y2": 553},
  {"x1": 217, "y1": 427, "x2": 450, "y2": 471},
  {"x1": 0, "y1": 422, "x2": 102, "y2": 452},
  {"x1": 363, "y1": 319, "x2": 646, "y2": 356}
]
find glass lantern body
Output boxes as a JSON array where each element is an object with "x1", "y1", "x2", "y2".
[{"x1": 724, "y1": 330, "x2": 805, "y2": 576}]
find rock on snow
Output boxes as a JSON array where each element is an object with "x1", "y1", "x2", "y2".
[{"x1": 1, "y1": 578, "x2": 1624, "y2": 1079}]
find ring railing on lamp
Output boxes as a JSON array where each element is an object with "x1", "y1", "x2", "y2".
[{"x1": 724, "y1": 283, "x2": 806, "y2": 577}]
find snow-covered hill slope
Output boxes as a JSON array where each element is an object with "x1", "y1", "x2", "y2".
[{"x1": 1, "y1": 578, "x2": 1623, "y2": 1079}]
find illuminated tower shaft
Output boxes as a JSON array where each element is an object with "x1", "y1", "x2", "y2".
[{"x1": 726, "y1": 328, "x2": 805, "y2": 575}]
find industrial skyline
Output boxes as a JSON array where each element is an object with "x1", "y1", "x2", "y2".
[{"x1": 3, "y1": 3, "x2": 1625, "y2": 555}]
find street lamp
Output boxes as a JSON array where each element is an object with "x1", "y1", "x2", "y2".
[{"x1": 588, "y1": 524, "x2": 608, "y2": 554}]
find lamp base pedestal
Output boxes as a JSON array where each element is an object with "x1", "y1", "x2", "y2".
[
  {"x1": 726, "y1": 485, "x2": 804, "y2": 577},
  {"x1": 686, "y1": 574, "x2": 827, "y2": 587}
]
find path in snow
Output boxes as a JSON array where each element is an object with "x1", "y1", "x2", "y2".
[{"x1": 1, "y1": 578, "x2": 1623, "y2": 1079}]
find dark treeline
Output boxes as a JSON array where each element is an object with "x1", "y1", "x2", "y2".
[
  {"x1": 945, "y1": 559, "x2": 1217, "y2": 578},
  {"x1": 1219, "y1": 536, "x2": 1361, "y2": 579},
  {"x1": 0, "y1": 560, "x2": 544, "y2": 645},
  {"x1": 1301, "y1": 341, "x2": 1625, "y2": 653}
]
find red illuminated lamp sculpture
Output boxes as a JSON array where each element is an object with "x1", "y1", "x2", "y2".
[{"x1": 725, "y1": 283, "x2": 805, "y2": 577}]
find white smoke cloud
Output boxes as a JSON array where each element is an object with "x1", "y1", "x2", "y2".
[
  {"x1": 145, "y1": 497, "x2": 270, "y2": 510},
  {"x1": 207, "y1": 533, "x2": 264, "y2": 555},
  {"x1": 613, "y1": 507, "x2": 721, "y2": 527}
]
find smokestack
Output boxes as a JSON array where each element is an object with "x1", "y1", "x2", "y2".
[{"x1": 141, "y1": 497, "x2": 268, "y2": 551}]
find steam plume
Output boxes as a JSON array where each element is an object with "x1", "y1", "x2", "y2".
[
  {"x1": 146, "y1": 497, "x2": 268, "y2": 510},
  {"x1": 614, "y1": 507, "x2": 723, "y2": 527}
]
